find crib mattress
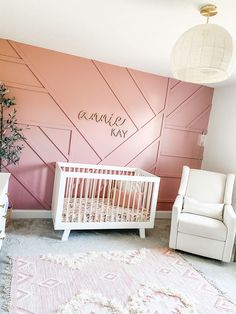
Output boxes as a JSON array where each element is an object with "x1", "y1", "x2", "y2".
[{"x1": 62, "y1": 198, "x2": 150, "y2": 223}]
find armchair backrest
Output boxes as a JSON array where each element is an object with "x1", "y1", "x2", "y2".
[{"x1": 178, "y1": 166, "x2": 235, "y2": 204}]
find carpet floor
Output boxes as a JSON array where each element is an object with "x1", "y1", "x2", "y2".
[{"x1": 0, "y1": 219, "x2": 236, "y2": 312}]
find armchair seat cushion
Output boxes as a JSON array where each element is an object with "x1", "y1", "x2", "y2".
[{"x1": 178, "y1": 213, "x2": 227, "y2": 241}]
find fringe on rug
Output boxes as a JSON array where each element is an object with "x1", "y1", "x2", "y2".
[
  {"x1": 0, "y1": 256, "x2": 13, "y2": 313},
  {"x1": 178, "y1": 251, "x2": 236, "y2": 306}
]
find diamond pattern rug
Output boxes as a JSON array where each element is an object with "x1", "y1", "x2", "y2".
[{"x1": 3, "y1": 248, "x2": 236, "y2": 313}]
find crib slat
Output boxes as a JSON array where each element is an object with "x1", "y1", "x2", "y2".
[
  {"x1": 111, "y1": 170, "x2": 116, "y2": 221},
  {"x1": 146, "y1": 182, "x2": 153, "y2": 221},
  {"x1": 78, "y1": 177, "x2": 84, "y2": 222},
  {"x1": 95, "y1": 175, "x2": 102, "y2": 222},
  {"x1": 106, "y1": 179, "x2": 112, "y2": 222},
  {"x1": 116, "y1": 180, "x2": 122, "y2": 222},
  {"x1": 101, "y1": 169, "x2": 107, "y2": 220},
  {"x1": 66, "y1": 170, "x2": 73, "y2": 223},
  {"x1": 89, "y1": 169, "x2": 97, "y2": 223},
  {"x1": 120, "y1": 180, "x2": 128, "y2": 222},
  {"x1": 65, "y1": 167, "x2": 70, "y2": 200},
  {"x1": 70, "y1": 168, "x2": 75, "y2": 221},
  {"x1": 83, "y1": 177, "x2": 90, "y2": 223},
  {"x1": 141, "y1": 181, "x2": 148, "y2": 222},
  {"x1": 131, "y1": 182, "x2": 138, "y2": 223},
  {"x1": 126, "y1": 180, "x2": 133, "y2": 222},
  {"x1": 135, "y1": 182, "x2": 142, "y2": 222},
  {"x1": 72, "y1": 177, "x2": 79, "y2": 222}
]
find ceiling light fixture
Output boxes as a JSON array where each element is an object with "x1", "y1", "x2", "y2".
[{"x1": 171, "y1": 4, "x2": 236, "y2": 84}]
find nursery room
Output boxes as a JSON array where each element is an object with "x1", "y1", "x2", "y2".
[{"x1": 0, "y1": 0, "x2": 236, "y2": 313}]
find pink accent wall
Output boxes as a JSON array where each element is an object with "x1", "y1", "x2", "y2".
[{"x1": 0, "y1": 39, "x2": 214, "y2": 210}]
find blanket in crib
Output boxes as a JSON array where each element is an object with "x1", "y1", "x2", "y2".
[{"x1": 62, "y1": 198, "x2": 150, "y2": 223}]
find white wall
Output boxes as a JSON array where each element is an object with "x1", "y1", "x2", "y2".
[{"x1": 202, "y1": 84, "x2": 236, "y2": 207}]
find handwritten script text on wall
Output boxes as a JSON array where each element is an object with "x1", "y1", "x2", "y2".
[{"x1": 78, "y1": 110, "x2": 128, "y2": 138}]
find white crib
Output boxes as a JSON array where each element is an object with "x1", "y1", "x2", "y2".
[{"x1": 52, "y1": 162, "x2": 160, "y2": 241}]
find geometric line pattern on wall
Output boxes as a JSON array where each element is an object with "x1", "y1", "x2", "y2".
[
  {"x1": 93, "y1": 61, "x2": 156, "y2": 129},
  {"x1": 40, "y1": 127, "x2": 71, "y2": 160},
  {"x1": 101, "y1": 114, "x2": 163, "y2": 166},
  {"x1": 129, "y1": 69, "x2": 169, "y2": 115},
  {"x1": 156, "y1": 79, "x2": 214, "y2": 210},
  {"x1": 166, "y1": 82, "x2": 202, "y2": 117},
  {"x1": 0, "y1": 39, "x2": 214, "y2": 210},
  {"x1": 0, "y1": 38, "x2": 20, "y2": 58}
]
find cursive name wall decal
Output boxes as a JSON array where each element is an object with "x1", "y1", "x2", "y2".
[{"x1": 78, "y1": 110, "x2": 128, "y2": 138}]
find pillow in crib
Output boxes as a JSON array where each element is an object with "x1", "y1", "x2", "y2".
[
  {"x1": 183, "y1": 197, "x2": 224, "y2": 221},
  {"x1": 117, "y1": 180, "x2": 143, "y2": 193},
  {"x1": 112, "y1": 188, "x2": 143, "y2": 209}
]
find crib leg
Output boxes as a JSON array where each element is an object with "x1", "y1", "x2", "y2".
[
  {"x1": 139, "y1": 228, "x2": 145, "y2": 239},
  {"x1": 62, "y1": 229, "x2": 71, "y2": 241}
]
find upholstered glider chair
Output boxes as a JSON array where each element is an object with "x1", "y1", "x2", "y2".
[{"x1": 169, "y1": 166, "x2": 236, "y2": 262}]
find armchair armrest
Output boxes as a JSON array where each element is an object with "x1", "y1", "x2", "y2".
[
  {"x1": 169, "y1": 195, "x2": 184, "y2": 249},
  {"x1": 223, "y1": 205, "x2": 236, "y2": 232},
  {"x1": 173, "y1": 195, "x2": 184, "y2": 215},
  {"x1": 222, "y1": 205, "x2": 236, "y2": 262}
]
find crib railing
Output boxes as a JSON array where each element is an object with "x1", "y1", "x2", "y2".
[{"x1": 52, "y1": 162, "x2": 160, "y2": 233}]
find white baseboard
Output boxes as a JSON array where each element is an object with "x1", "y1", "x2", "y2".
[
  {"x1": 12, "y1": 209, "x2": 52, "y2": 219},
  {"x1": 12, "y1": 209, "x2": 171, "y2": 219},
  {"x1": 155, "y1": 211, "x2": 171, "y2": 219}
]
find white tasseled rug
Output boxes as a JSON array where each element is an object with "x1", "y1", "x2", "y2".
[{"x1": 4, "y1": 248, "x2": 236, "y2": 314}]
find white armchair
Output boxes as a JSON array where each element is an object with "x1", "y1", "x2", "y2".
[{"x1": 169, "y1": 166, "x2": 236, "y2": 262}]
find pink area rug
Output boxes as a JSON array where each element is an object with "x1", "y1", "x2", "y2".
[{"x1": 4, "y1": 248, "x2": 236, "y2": 313}]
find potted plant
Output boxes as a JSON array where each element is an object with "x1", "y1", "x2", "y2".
[
  {"x1": 0, "y1": 82, "x2": 25, "y2": 171},
  {"x1": 0, "y1": 82, "x2": 26, "y2": 225}
]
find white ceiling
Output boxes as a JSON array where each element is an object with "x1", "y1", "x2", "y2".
[{"x1": 0, "y1": 0, "x2": 236, "y2": 87}]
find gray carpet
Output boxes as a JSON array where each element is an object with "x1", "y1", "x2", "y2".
[{"x1": 0, "y1": 219, "x2": 236, "y2": 311}]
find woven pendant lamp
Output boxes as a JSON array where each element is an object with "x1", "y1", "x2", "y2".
[{"x1": 171, "y1": 4, "x2": 236, "y2": 84}]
